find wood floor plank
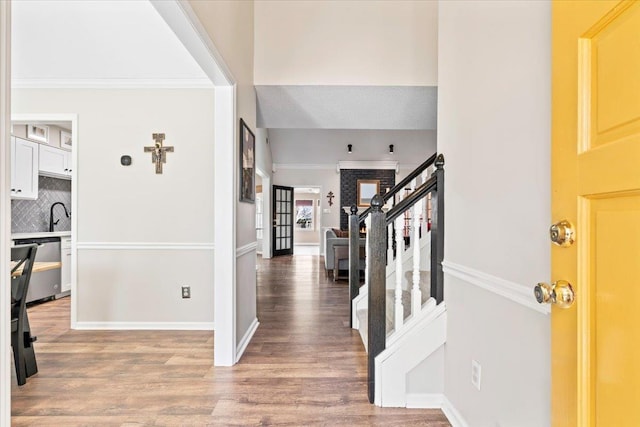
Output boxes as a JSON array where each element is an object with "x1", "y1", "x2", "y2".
[{"x1": 11, "y1": 255, "x2": 450, "y2": 425}]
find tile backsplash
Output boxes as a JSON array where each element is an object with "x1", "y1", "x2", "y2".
[{"x1": 12, "y1": 176, "x2": 72, "y2": 233}]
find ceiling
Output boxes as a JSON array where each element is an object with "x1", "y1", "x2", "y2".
[
  {"x1": 10, "y1": 1, "x2": 437, "y2": 166},
  {"x1": 256, "y1": 85, "x2": 437, "y2": 130},
  {"x1": 11, "y1": 0, "x2": 209, "y2": 86}
]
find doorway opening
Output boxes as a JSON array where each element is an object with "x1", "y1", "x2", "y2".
[
  {"x1": 255, "y1": 168, "x2": 271, "y2": 259},
  {"x1": 293, "y1": 186, "x2": 322, "y2": 256},
  {"x1": 10, "y1": 115, "x2": 77, "y2": 325}
]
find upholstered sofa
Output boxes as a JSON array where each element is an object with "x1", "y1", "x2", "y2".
[{"x1": 324, "y1": 228, "x2": 366, "y2": 277}]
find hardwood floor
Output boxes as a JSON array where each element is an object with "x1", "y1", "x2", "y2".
[{"x1": 11, "y1": 255, "x2": 450, "y2": 426}]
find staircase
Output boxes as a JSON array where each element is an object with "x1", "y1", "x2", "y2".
[{"x1": 348, "y1": 153, "x2": 446, "y2": 407}]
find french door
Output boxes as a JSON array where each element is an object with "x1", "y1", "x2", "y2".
[{"x1": 272, "y1": 185, "x2": 294, "y2": 256}]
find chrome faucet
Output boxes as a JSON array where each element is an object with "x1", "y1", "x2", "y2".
[{"x1": 49, "y1": 202, "x2": 70, "y2": 232}]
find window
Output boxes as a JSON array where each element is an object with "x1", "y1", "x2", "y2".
[{"x1": 295, "y1": 199, "x2": 314, "y2": 231}]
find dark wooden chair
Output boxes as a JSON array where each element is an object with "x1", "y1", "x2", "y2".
[{"x1": 11, "y1": 244, "x2": 38, "y2": 386}]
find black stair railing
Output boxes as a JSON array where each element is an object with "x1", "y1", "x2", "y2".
[
  {"x1": 348, "y1": 152, "x2": 439, "y2": 327},
  {"x1": 349, "y1": 153, "x2": 445, "y2": 404},
  {"x1": 356, "y1": 152, "x2": 438, "y2": 223}
]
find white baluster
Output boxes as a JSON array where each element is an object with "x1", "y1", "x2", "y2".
[
  {"x1": 364, "y1": 214, "x2": 371, "y2": 289},
  {"x1": 412, "y1": 199, "x2": 423, "y2": 316},
  {"x1": 387, "y1": 221, "x2": 394, "y2": 264},
  {"x1": 394, "y1": 215, "x2": 404, "y2": 331},
  {"x1": 421, "y1": 168, "x2": 429, "y2": 186}
]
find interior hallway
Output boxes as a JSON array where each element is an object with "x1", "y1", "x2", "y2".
[{"x1": 11, "y1": 255, "x2": 449, "y2": 426}]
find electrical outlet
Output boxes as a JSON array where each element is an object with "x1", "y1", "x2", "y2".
[
  {"x1": 181, "y1": 286, "x2": 191, "y2": 299},
  {"x1": 471, "y1": 359, "x2": 482, "y2": 391}
]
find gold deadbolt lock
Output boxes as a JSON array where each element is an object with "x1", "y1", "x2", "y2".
[
  {"x1": 534, "y1": 280, "x2": 575, "y2": 308},
  {"x1": 549, "y1": 220, "x2": 575, "y2": 247}
]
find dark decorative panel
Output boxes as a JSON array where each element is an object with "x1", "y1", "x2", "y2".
[{"x1": 340, "y1": 169, "x2": 395, "y2": 230}]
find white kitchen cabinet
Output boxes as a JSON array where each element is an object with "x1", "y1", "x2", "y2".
[
  {"x1": 11, "y1": 136, "x2": 39, "y2": 200},
  {"x1": 39, "y1": 144, "x2": 72, "y2": 179},
  {"x1": 61, "y1": 237, "x2": 72, "y2": 293}
]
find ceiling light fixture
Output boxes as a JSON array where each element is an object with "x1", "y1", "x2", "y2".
[
  {"x1": 389, "y1": 144, "x2": 394, "y2": 154},
  {"x1": 348, "y1": 144, "x2": 352, "y2": 154}
]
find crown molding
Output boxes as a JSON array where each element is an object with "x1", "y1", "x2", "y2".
[
  {"x1": 336, "y1": 160, "x2": 400, "y2": 173},
  {"x1": 338, "y1": 160, "x2": 399, "y2": 171},
  {"x1": 272, "y1": 161, "x2": 407, "y2": 174},
  {"x1": 11, "y1": 78, "x2": 214, "y2": 89},
  {"x1": 272, "y1": 163, "x2": 336, "y2": 171}
]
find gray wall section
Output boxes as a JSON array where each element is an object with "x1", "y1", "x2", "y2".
[
  {"x1": 236, "y1": 253, "x2": 257, "y2": 350},
  {"x1": 445, "y1": 277, "x2": 550, "y2": 427},
  {"x1": 438, "y1": 1, "x2": 551, "y2": 425},
  {"x1": 12, "y1": 176, "x2": 71, "y2": 233}
]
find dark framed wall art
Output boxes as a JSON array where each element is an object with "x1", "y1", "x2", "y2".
[{"x1": 239, "y1": 118, "x2": 255, "y2": 203}]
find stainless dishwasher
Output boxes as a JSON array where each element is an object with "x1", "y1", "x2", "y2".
[{"x1": 14, "y1": 237, "x2": 61, "y2": 303}]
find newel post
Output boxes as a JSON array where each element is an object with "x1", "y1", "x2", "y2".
[
  {"x1": 430, "y1": 154, "x2": 445, "y2": 304},
  {"x1": 367, "y1": 194, "x2": 386, "y2": 403},
  {"x1": 348, "y1": 205, "x2": 359, "y2": 328}
]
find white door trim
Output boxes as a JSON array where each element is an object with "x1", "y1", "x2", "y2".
[
  {"x1": 12, "y1": 113, "x2": 79, "y2": 329},
  {"x1": 1, "y1": 1, "x2": 12, "y2": 423}
]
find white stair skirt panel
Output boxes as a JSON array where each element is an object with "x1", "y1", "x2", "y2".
[
  {"x1": 375, "y1": 303, "x2": 446, "y2": 407},
  {"x1": 352, "y1": 284, "x2": 368, "y2": 330}
]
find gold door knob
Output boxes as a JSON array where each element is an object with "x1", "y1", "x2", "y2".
[
  {"x1": 534, "y1": 280, "x2": 574, "y2": 308},
  {"x1": 549, "y1": 220, "x2": 575, "y2": 247}
]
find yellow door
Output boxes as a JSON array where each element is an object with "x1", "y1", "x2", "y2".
[{"x1": 552, "y1": 1, "x2": 640, "y2": 425}]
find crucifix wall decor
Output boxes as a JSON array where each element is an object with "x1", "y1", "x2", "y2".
[
  {"x1": 326, "y1": 191, "x2": 335, "y2": 206},
  {"x1": 144, "y1": 133, "x2": 174, "y2": 174}
]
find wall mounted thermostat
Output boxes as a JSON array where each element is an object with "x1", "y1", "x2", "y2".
[{"x1": 120, "y1": 155, "x2": 132, "y2": 166}]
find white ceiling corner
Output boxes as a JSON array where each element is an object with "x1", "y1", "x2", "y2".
[{"x1": 11, "y1": 0, "x2": 211, "y2": 88}]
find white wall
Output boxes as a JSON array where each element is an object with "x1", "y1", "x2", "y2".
[
  {"x1": 438, "y1": 1, "x2": 551, "y2": 426},
  {"x1": 12, "y1": 88, "x2": 216, "y2": 325},
  {"x1": 188, "y1": 0, "x2": 259, "y2": 351},
  {"x1": 188, "y1": 0, "x2": 256, "y2": 246},
  {"x1": 254, "y1": 0, "x2": 438, "y2": 86},
  {"x1": 269, "y1": 129, "x2": 436, "y2": 167},
  {"x1": 406, "y1": 347, "x2": 444, "y2": 395}
]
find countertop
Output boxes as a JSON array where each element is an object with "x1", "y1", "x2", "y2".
[
  {"x1": 12, "y1": 231, "x2": 72, "y2": 240},
  {"x1": 11, "y1": 261, "x2": 62, "y2": 276}
]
